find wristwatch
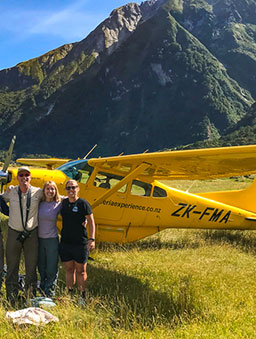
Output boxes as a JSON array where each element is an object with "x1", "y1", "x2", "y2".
[{"x1": 89, "y1": 238, "x2": 95, "y2": 241}]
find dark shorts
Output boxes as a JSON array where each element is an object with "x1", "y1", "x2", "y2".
[{"x1": 59, "y1": 242, "x2": 89, "y2": 264}]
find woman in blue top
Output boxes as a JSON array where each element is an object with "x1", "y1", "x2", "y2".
[{"x1": 38, "y1": 181, "x2": 62, "y2": 297}]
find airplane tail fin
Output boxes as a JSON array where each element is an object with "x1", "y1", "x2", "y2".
[{"x1": 199, "y1": 177, "x2": 256, "y2": 214}]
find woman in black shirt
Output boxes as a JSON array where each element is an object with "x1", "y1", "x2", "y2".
[{"x1": 59, "y1": 180, "x2": 95, "y2": 302}]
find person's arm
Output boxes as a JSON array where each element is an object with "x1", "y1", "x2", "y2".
[
  {"x1": 1, "y1": 189, "x2": 10, "y2": 203},
  {"x1": 38, "y1": 188, "x2": 44, "y2": 201},
  {"x1": 0, "y1": 195, "x2": 9, "y2": 216},
  {"x1": 86, "y1": 213, "x2": 96, "y2": 250}
]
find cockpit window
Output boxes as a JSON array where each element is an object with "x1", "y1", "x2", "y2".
[
  {"x1": 94, "y1": 171, "x2": 127, "y2": 193},
  {"x1": 131, "y1": 180, "x2": 152, "y2": 197},
  {"x1": 153, "y1": 186, "x2": 167, "y2": 197},
  {"x1": 57, "y1": 160, "x2": 94, "y2": 184}
]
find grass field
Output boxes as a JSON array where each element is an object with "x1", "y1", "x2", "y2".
[{"x1": 1, "y1": 178, "x2": 256, "y2": 338}]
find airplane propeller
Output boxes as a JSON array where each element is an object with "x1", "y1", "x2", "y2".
[{"x1": 0, "y1": 135, "x2": 16, "y2": 193}]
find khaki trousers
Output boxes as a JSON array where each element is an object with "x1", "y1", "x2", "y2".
[{"x1": 6, "y1": 227, "x2": 38, "y2": 300}]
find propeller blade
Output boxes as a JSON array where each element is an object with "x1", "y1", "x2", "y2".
[
  {"x1": 0, "y1": 135, "x2": 16, "y2": 191},
  {"x1": 2, "y1": 135, "x2": 16, "y2": 172}
]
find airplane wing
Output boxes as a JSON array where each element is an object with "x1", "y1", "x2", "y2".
[
  {"x1": 16, "y1": 158, "x2": 71, "y2": 170},
  {"x1": 88, "y1": 145, "x2": 256, "y2": 180}
]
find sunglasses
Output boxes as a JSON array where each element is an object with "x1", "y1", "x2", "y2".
[
  {"x1": 66, "y1": 186, "x2": 78, "y2": 190},
  {"x1": 18, "y1": 173, "x2": 30, "y2": 177}
]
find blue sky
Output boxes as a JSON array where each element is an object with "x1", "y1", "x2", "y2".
[{"x1": 0, "y1": 0, "x2": 138, "y2": 70}]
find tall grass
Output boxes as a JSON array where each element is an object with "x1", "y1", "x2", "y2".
[{"x1": 1, "y1": 178, "x2": 256, "y2": 337}]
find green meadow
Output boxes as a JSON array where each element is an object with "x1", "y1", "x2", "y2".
[{"x1": 1, "y1": 178, "x2": 256, "y2": 338}]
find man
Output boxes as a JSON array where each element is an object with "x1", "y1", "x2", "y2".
[
  {"x1": 0, "y1": 195, "x2": 9, "y2": 292},
  {"x1": 2, "y1": 166, "x2": 43, "y2": 302}
]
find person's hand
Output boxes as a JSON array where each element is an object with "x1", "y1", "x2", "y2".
[
  {"x1": 6, "y1": 185, "x2": 14, "y2": 193},
  {"x1": 88, "y1": 239, "x2": 95, "y2": 251}
]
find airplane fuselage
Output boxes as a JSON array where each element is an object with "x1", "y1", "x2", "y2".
[{"x1": 6, "y1": 158, "x2": 256, "y2": 243}]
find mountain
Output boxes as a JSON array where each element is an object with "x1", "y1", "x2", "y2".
[{"x1": 0, "y1": 0, "x2": 256, "y2": 157}]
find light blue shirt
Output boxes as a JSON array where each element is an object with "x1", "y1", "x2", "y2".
[{"x1": 38, "y1": 201, "x2": 61, "y2": 238}]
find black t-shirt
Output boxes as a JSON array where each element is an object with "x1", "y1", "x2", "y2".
[
  {"x1": 0, "y1": 196, "x2": 9, "y2": 231},
  {"x1": 60, "y1": 197, "x2": 92, "y2": 245},
  {"x1": 0, "y1": 196, "x2": 9, "y2": 216}
]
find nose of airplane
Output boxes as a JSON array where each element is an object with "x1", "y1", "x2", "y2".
[{"x1": 0, "y1": 170, "x2": 9, "y2": 192}]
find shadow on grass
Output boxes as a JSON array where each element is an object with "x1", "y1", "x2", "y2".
[
  {"x1": 97, "y1": 237, "x2": 202, "y2": 253},
  {"x1": 202, "y1": 229, "x2": 256, "y2": 255},
  {"x1": 97, "y1": 229, "x2": 256, "y2": 256},
  {"x1": 87, "y1": 264, "x2": 204, "y2": 330}
]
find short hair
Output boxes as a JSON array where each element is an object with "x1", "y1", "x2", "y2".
[
  {"x1": 42, "y1": 181, "x2": 61, "y2": 202},
  {"x1": 17, "y1": 166, "x2": 31, "y2": 174},
  {"x1": 65, "y1": 179, "x2": 79, "y2": 189}
]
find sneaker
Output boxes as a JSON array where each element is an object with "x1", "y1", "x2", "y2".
[{"x1": 78, "y1": 297, "x2": 86, "y2": 307}]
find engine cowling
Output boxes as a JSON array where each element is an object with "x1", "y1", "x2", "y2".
[{"x1": 0, "y1": 170, "x2": 8, "y2": 183}]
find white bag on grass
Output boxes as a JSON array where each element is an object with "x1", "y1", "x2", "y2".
[{"x1": 6, "y1": 307, "x2": 59, "y2": 325}]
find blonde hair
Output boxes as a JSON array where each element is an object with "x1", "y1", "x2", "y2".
[{"x1": 43, "y1": 181, "x2": 61, "y2": 202}]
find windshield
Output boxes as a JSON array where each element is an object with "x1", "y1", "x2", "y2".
[{"x1": 57, "y1": 159, "x2": 94, "y2": 184}]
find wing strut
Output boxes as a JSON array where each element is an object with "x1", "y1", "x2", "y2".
[
  {"x1": 91, "y1": 162, "x2": 151, "y2": 209},
  {"x1": 83, "y1": 144, "x2": 97, "y2": 159}
]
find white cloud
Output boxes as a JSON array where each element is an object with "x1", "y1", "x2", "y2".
[
  {"x1": 29, "y1": 0, "x2": 102, "y2": 40},
  {"x1": 0, "y1": 0, "x2": 127, "y2": 68},
  {"x1": 0, "y1": 0, "x2": 107, "y2": 42}
]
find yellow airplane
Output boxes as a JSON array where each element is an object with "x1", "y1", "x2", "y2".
[{"x1": 2, "y1": 136, "x2": 256, "y2": 243}]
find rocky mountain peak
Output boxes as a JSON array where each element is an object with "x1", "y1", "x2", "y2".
[
  {"x1": 86, "y1": 0, "x2": 165, "y2": 55},
  {"x1": 102, "y1": 3, "x2": 143, "y2": 53}
]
